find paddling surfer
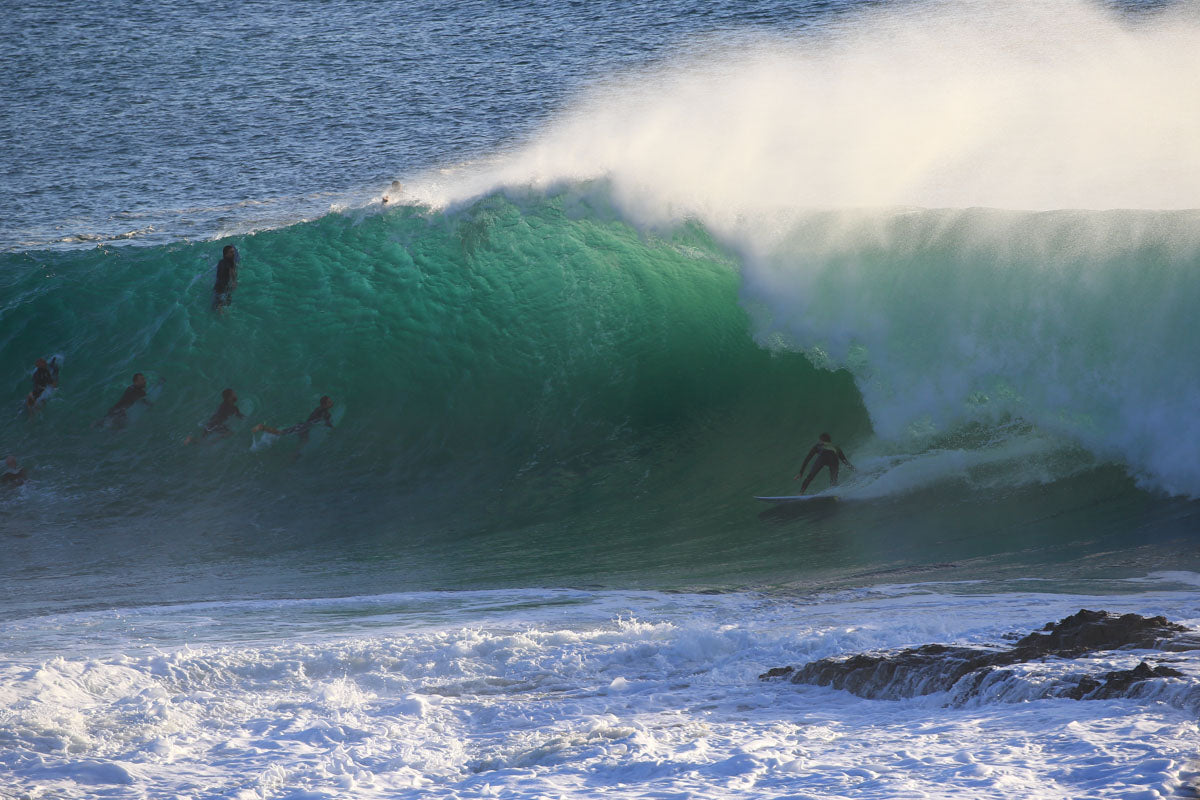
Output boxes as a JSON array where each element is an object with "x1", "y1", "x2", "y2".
[
  {"x1": 794, "y1": 433, "x2": 855, "y2": 493},
  {"x1": 25, "y1": 357, "x2": 59, "y2": 414},
  {"x1": 185, "y1": 388, "x2": 244, "y2": 444},
  {"x1": 95, "y1": 372, "x2": 152, "y2": 429},
  {"x1": 252, "y1": 395, "x2": 334, "y2": 445}
]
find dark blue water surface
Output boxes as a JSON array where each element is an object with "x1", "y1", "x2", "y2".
[{"x1": 2, "y1": 0, "x2": 883, "y2": 249}]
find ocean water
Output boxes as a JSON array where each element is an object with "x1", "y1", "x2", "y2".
[{"x1": 3, "y1": 1, "x2": 1200, "y2": 798}]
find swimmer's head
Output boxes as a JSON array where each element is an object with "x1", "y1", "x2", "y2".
[
  {"x1": 222, "y1": 388, "x2": 236, "y2": 402},
  {"x1": 35, "y1": 358, "x2": 47, "y2": 368},
  {"x1": 223, "y1": 245, "x2": 239, "y2": 262},
  {"x1": 5, "y1": 456, "x2": 16, "y2": 469},
  {"x1": 320, "y1": 395, "x2": 333, "y2": 408},
  {"x1": 819, "y1": 432, "x2": 832, "y2": 442},
  {"x1": 133, "y1": 373, "x2": 146, "y2": 387}
]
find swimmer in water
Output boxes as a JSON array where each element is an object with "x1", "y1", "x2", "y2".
[
  {"x1": 2, "y1": 456, "x2": 26, "y2": 486},
  {"x1": 185, "y1": 388, "x2": 244, "y2": 444},
  {"x1": 252, "y1": 395, "x2": 334, "y2": 446},
  {"x1": 95, "y1": 372, "x2": 153, "y2": 429},
  {"x1": 794, "y1": 433, "x2": 856, "y2": 494}
]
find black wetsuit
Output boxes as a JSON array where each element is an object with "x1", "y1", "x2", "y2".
[
  {"x1": 212, "y1": 255, "x2": 238, "y2": 309},
  {"x1": 799, "y1": 441, "x2": 851, "y2": 491},
  {"x1": 203, "y1": 399, "x2": 243, "y2": 436},
  {"x1": 1, "y1": 468, "x2": 26, "y2": 486},
  {"x1": 30, "y1": 364, "x2": 55, "y2": 402},
  {"x1": 281, "y1": 405, "x2": 333, "y2": 442}
]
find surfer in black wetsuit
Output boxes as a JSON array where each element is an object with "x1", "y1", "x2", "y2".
[
  {"x1": 25, "y1": 357, "x2": 59, "y2": 413},
  {"x1": 185, "y1": 388, "x2": 244, "y2": 444},
  {"x1": 212, "y1": 245, "x2": 239, "y2": 312},
  {"x1": 795, "y1": 433, "x2": 855, "y2": 493},
  {"x1": 252, "y1": 395, "x2": 334, "y2": 445},
  {"x1": 95, "y1": 373, "x2": 152, "y2": 429}
]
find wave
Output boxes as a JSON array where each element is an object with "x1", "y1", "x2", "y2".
[
  {"x1": 0, "y1": 192, "x2": 868, "y2": 547},
  {"x1": 2, "y1": 185, "x2": 1198, "y2": 571},
  {"x1": 4, "y1": 1, "x2": 1200, "y2": 586}
]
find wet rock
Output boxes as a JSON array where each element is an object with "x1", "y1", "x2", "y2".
[
  {"x1": 1010, "y1": 609, "x2": 1187, "y2": 656},
  {"x1": 1065, "y1": 661, "x2": 1186, "y2": 700},
  {"x1": 761, "y1": 610, "x2": 1196, "y2": 704}
]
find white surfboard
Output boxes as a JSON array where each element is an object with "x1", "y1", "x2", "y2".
[{"x1": 754, "y1": 494, "x2": 839, "y2": 503}]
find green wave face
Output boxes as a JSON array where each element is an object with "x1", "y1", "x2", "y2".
[
  {"x1": 0, "y1": 190, "x2": 865, "y2": 556},
  {"x1": 9, "y1": 189, "x2": 1200, "y2": 598}
]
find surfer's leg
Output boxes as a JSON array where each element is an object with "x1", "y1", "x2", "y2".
[
  {"x1": 829, "y1": 461, "x2": 840, "y2": 486},
  {"x1": 800, "y1": 464, "x2": 823, "y2": 493}
]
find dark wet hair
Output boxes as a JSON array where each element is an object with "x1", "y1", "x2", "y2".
[
  {"x1": 819, "y1": 432, "x2": 832, "y2": 442},
  {"x1": 133, "y1": 372, "x2": 144, "y2": 382},
  {"x1": 222, "y1": 245, "x2": 237, "y2": 257},
  {"x1": 320, "y1": 395, "x2": 332, "y2": 405},
  {"x1": 222, "y1": 388, "x2": 235, "y2": 401}
]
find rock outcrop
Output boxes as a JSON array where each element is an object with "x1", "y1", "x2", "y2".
[{"x1": 761, "y1": 609, "x2": 1197, "y2": 705}]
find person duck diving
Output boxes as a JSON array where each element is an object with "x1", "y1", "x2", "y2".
[{"x1": 794, "y1": 433, "x2": 856, "y2": 493}]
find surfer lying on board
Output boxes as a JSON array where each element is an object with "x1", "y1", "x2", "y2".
[
  {"x1": 95, "y1": 373, "x2": 152, "y2": 429},
  {"x1": 185, "y1": 388, "x2": 244, "y2": 444},
  {"x1": 794, "y1": 433, "x2": 855, "y2": 493},
  {"x1": 252, "y1": 395, "x2": 334, "y2": 445},
  {"x1": 25, "y1": 357, "x2": 59, "y2": 414}
]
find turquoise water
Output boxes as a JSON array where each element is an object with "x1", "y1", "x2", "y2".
[{"x1": 4, "y1": 191, "x2": 1200, "y2": 619}]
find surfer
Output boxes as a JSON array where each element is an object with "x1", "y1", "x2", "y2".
[
  {"x1": 25, "y1": 357, "x2": 59, "y2": 413},
  {"x1": 185, "y1": 388, "x2": 244, "y2": 444},
  {"x1": 252, "y1": 395, "x2": 334, "y2": 445},
  {"x1": 794, "y1": 433, "x2": 855, "y2": 493},
  {"x1": 212, "y1": 245, "x2": 239, "y2": 312},
  {"x1": 95, "y1": 372, "x2": 152, "y2": 429},
  {"x1": 2, "y1": 456, "x2": 26, "y2": 486}
]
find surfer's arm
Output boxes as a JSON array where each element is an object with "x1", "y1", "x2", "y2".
[
  {"x1": 794, "y1": 445, "x2": 819, "y2": 479},
  {"x1": 837, "y1": 448, "x2": 856, "y2": 470}
]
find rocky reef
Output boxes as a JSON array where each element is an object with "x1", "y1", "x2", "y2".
[{"x1": 761, "y1": 609, "x2": 1200, "y2": 706}]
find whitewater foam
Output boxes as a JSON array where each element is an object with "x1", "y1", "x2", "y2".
[{"x1": 2, "y1": 585, "x2": 1198, "y2": 799}]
